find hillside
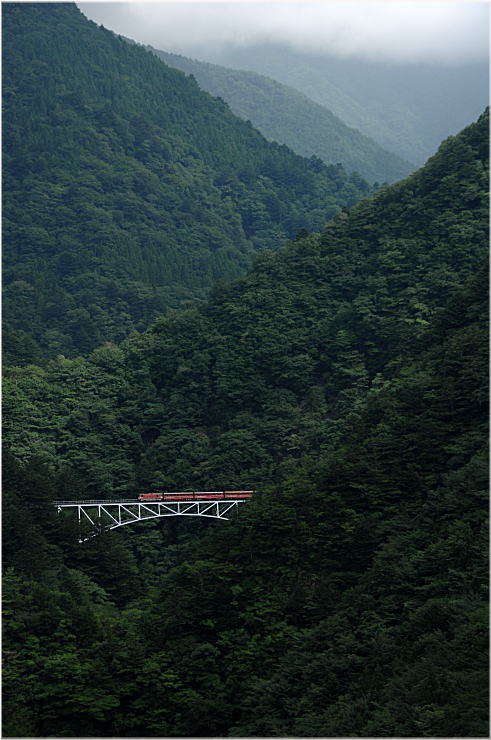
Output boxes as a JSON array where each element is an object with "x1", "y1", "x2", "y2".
[
  {"x1": 207, "y1": 44, "x2": 489, "y2": 165},
  {"x1": 4, "y1": 110, "x2": 488, "y2": 490},
  {"x1": 3, "y1": 111, "x2": 488, "y2": 737},
  {"x1": 146, "y1": 47, "x2": 414, "y2": 185},
  {"x1": 3, "y1": 3, "x2": 371, "y2": 361}
]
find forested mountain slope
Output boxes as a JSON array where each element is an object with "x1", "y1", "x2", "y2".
[
  {"x1": 208, "y1": 44, "x2": 489, "y2": 165},
  {"x1": 3, "y1": 3, "x2": 371, "y2": 361},
  {"x1": 5, "y1": 110, "x2": 488, "y2": 491},
  {"x1": 145, "y1": 47, "x2": 414, "y2": 185},
  {"x1": 3, "y1": 105, "x2": 488, "y2": 736}
]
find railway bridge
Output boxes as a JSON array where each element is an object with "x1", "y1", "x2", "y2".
[{"x1": 53, "y1": 492, "x2": 253, "y2": 542}]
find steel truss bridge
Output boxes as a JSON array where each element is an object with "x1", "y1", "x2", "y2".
[{"x1": 53, "y1": 498, "x2": 248, "y2": 542}]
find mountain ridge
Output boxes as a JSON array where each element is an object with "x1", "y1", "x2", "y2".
[
  {"x1": 142, "y1": 45, "x2": 414, "y2": 184},
  {"x1": 204, "y1": 43, "x2": 489, "y2": 165},
  {"x1": 4, "y1": 109, "x2": 488, "y2": 490},
  {"x1": 3, "y1": 2, "x2": 372, "y2": 361}
]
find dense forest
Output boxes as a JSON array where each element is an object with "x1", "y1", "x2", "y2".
[
  {"x1": 144, "y1": 46, "x2": 414, "y2": 185},
  {"x1": 3, "y1": 74, "x2": 488, "y2": 738},
  {"x1": 3, "y1": 2, "x2": 373, "y2": 362},
  {"x1": 207, "y1": 43, "x2": 489, "y2": 166}
]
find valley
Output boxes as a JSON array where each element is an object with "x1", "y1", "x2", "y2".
[{"x1": 2, "y1": 3, "x2": 488, "y2": 738}]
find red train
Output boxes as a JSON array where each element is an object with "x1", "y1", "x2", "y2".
[{"x1": 138, "y1": 490, "x2": 254, "y2": 502}]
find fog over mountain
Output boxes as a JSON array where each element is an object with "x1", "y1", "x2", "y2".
[{"x1": 78, "y1": 1, "x2": 489, "y2": 66}]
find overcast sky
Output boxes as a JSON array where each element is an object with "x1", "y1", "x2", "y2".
[{"x1": 77, "y1": 1, "x2": 489, "y2": 65}]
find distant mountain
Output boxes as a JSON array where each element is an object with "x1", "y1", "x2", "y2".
[
  {"x1": 146, "y1": 47, "x2": 414, "y2": 184},
  {"x1": 3, "y1": 3, "x2": 372, "y2": 360},
  {"x1": 204, "y1": 44, "x2": 489, "y2": 165}
]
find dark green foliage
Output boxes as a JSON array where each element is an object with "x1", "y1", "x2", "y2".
[
  {"x1": 2, "y1": 323, "x2": 45, "y2": 368},
  {"x1": 2, "y1": 19, "x2": 488, "y2": 736},
  {"x1": 9, "y1": 110, "x2": 486, "y2": 489},
  {"x1": 146, "y1": 47, "x2": 414, "y2": 184},
  {"x1": 3, "y1": 2, "x2": 371, "y2": 360},
  {"x1": 227, "y1": 273, "x2": 488, "y2": 736},
  {"x1": 4, "y1": 262, "x2": 487, "y2": 735}
]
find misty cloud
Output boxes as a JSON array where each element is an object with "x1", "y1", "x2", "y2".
[{"x1": 77, "y1": 2, "x2": 489, "y2": 66}]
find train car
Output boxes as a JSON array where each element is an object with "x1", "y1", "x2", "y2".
[
  {"x1": 223, "y1": 490, "x2": 254, "y2": 499},
  {"x1": 138, "y1": 490, "x2": 254, "y2": 502},
  {"x1": 138, "y1": 492, "x2": 169, "y2": 501}
]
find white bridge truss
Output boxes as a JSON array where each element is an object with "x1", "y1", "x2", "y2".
[{"x1": 53, "y1": 499, "x2": 246, "y2": 542}]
